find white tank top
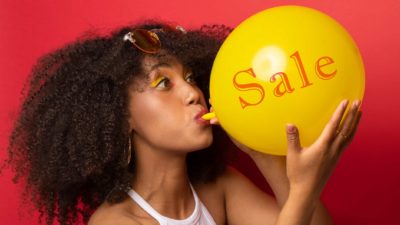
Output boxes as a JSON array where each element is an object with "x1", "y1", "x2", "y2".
[{"x1": 127, "y1": 185, "x2": 217, "y2": 225}]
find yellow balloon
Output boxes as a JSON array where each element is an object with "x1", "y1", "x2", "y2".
[{"x1": 210, "y1": 5, "x2": 365, "y2": 155}]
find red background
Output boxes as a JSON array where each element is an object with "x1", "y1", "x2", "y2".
[{"x1": 1, "y1": 0, "x2": 399, "y2": 224}]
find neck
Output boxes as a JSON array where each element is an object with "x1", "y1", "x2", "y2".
[{"x1": 130, "y1": 138, "x2": 194, "y2": 219}]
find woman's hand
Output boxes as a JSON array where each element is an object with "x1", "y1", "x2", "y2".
[
  {"x1": 209, "y1": 98, "x2": 362, "y2": 201},
  {"x1": 285, "y1": 99, "x2": 362, "y2": 196},
  {"x1": 208, "y1": 98, "x2": 362, "y2": 194},
  {"x1": 209, "y1": 98, "x2": 361, "y2": 225}
]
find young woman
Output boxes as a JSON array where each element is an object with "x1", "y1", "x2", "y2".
[{"x1": 6, "y1": 21, "x2": 361, "y2": 225}]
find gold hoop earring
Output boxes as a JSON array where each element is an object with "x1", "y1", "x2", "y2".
[{"x1": 126, "y1": 136, "x2": 132, "y2": 165}]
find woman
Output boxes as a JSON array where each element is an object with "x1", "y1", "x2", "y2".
[{"x1": 6, "y1": 21, "x2": 361, "y2": 225}]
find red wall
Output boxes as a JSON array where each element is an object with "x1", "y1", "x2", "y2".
[{"x1": 1, "y1": 0, "x2": 399, "y2": 224}]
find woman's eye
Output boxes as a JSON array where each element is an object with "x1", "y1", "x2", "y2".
[
  {"x1": 185, "y1": 73, "x2": 197, "y2": 84},
  {"x1": 151, "y1": 76, "x2": 171, "y2": 89}
]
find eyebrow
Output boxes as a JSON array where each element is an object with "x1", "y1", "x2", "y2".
[
  {"x1": 149, "y1": 62, "x2": 171, "y2": 72},
  {"x1": 145, "y1": 61, "x2": 191, "y2": 79}
]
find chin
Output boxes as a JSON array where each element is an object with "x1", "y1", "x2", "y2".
[
  {"x1": 179, "y1": 127, "x2": 213, "y2": 152},
  {"x1": 201, "y1": 136, "x2": 213, "y2": 148},
  {"x1": 194, "y1": 134, "x2": 213, "y2": 151},
  {"x1": 183, "y1": 134, "x2": 212, "y2": 152}
]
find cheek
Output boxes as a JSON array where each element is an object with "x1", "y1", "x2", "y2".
[
  {"x1": 128, "y1": 94, "x2": 182, "y2": 137},
  {"x1": 129, "y1": 96, "x2": 162, "y2": 130}
]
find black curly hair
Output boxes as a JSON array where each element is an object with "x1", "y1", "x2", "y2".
[{"x1": 6, "y1": 20, "x2": 232, "y2": 225}]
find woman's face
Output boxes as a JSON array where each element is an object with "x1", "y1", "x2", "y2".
[{"x1": 128, "y1": 56, "x2": 213, "y2": 153}]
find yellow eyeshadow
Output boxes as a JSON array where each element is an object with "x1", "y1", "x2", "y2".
[{"x1": 150, "y1": 76, "x2": 164, "y2": 87}]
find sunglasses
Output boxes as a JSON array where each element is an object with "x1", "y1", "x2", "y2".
[{"x1": 123, "y1": 25, "x2": 186, "y2": 54}]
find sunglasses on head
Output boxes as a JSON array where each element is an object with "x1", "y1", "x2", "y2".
[{"x1": 123, "y1": 25, "x2": 186, "y2": 54}]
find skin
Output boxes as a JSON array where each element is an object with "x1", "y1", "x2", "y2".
[{"x1": 88, "y1": 55, "x2": 362, "y2": 225}]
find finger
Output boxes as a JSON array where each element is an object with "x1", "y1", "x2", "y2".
[
  {"x1": 340, "y1": 110, "x2": 362, "y2": 145},
  {"x1": 207, "y1": 105, "x2": 219, "y2": 124},
  {"x1": 348, "y1": 110, "x2": 362, "y2": 141},
  {"x1": 210, "y1": 117, "x2": 219, "y2": 125},
  {"x1": 207, "y1": 109, "x2": 219, "y2": 125},
  {"x1": 286, "y1": 124, "x2": 301, "y2": 152},
  {"x1": 335, "y1": 100, "x2": 361, "y2": 143},
  {"x1": 319, "y1": 100, "x2": 349, "y2": 143}
]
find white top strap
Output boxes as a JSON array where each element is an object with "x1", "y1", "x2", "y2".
[{"x1": 127, "y1": 185, "x2": 201, "y2": 225}]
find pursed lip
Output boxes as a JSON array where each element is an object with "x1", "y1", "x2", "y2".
[{"x1": 194, "y1": 108, "x2": 210, "y2": 125}]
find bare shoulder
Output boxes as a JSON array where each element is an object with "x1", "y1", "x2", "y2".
[
  {"x1": 88, "y1": 200, "x2": 142, "y2": 225},
  {"x1": 217, "y1": 166, "x2": 253, "y2": 187},
  {"x1": 193, "y1": 166, "x2": 244, "y2": 199},
  {"x1": 217, "y1": 166, "x2": 275, "y2": 202},
  {"x1": 216, "y1": 166, "x2": 279, "y2": 225}
]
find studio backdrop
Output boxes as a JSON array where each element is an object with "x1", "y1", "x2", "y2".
[{"x1": 1, "y1": 0, "x2": 399, "y2": 224}]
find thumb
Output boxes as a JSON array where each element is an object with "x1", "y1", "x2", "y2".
[{"x1": 286, "y1": 124, "x2": 301, "y2": 152}]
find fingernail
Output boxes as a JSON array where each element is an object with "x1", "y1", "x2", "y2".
[
  {"x1": 210, "y1": 118, "x2": 218, "y2": 124},
  {"x1": 352, "y1": 100, "x2": 360, "y2": 110},
  {"x1": 342, "y1": 100, "x2": 349, "y2": 109},
  {"x1": 286, "y1": 124, "x2": 296, "y2": 132}
]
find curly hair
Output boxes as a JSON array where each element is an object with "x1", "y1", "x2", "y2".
[{"x1": 6, "y1": 21, "x2": 232, "y2": 225}]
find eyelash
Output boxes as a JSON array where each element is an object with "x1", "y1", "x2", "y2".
[
  {"x1": 185, "y1": 73, "x2": 197, "y2": 84},
  {"x1": 155, "y1": 77, "x2": 171, "y2": 88},
  {"x1": 153, "y1": 73, "x2": 197, "y2": 89}
]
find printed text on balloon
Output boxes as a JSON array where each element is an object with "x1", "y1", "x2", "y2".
[{"x1": 233, "y1": 51, "x2": 337, "y2": 109}]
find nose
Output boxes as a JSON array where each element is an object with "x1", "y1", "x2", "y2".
[{"x1": 181, "y1": 82, "x2": 201, "y2": 105}]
